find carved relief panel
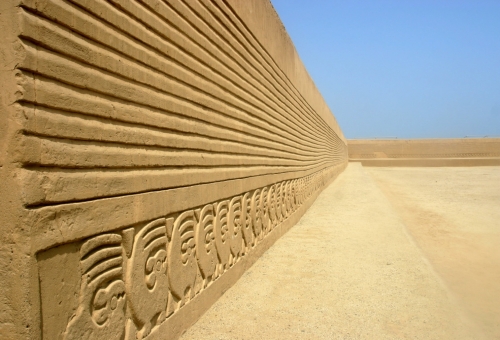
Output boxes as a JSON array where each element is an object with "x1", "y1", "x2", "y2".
[
  {"x1": 195, "y1": 204, "x2": 217, "y2": 283},
  {"x1": 268, "y1": 184, "x2": 278, "y2": 228},
  {"x1": 251, "y1": 189, "x2": 263, "y2": 240},
  {"x1": 123, "y1": 219, "x2": 169, "y2": 339},
  {"x1": 280, "y1": 181, "x2": 289, "y2": 218},
  {"x1": 260, "y1": 187, "x2": 270, "y2": 235},
  {"x1": 228, "y1": 196, "x2": 243, "y2": 261},
  {"x1": 240, "y1": 192, "x2": 255, "y2": 252},
  {"x1": 167, "y1": 211, "x2": 197, "y2": 305},
  {"x1": 63, "y1": 234, "x2": 126, "y2": 340},
  {"x1": 37, "y1": 169, "x2": 336, "y2": 339},
  {"x1": 214, "y1": 200, "x2": 231, "y2": 273}
]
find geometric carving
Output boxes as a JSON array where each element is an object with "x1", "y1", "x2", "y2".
[
  {"x1": 228, "y1": 196, "x2": 243, "y2": 259},
  {"x1": 283, "y1": 181, "x2": 290, "y2": 214},
  {"x1": 280, "y1": 182, "x2": 287, "y2": 221},
  {"x1": 240, "y1": 192, "x2": 255, "y2": 250},
  {"x1": 194, "y1": 204, "x2": 217, "y2": 281},
  {"x1": 124, "y1": 219, "x2": 169, "y2": 339},
  {"x1": 250, "y1": 189, "x2": 263, "y2": 240},
  {"x1": 280, "y1": 181, "x2": 288, "y2": 219},
  {"x1": 63, "y1": 234, "x2": 126, "y2": 340},
  {"x1": 275, "y1": 182, "x2": 283, "y2": 222},
  {"x1": 260, "y1": 186, "x2": 270, "y2": 235},
  {"x1": 297, "y1": 179, "x2": 304, "y2": 205},
  {"x1": 291, "y1": 179, "x2": 298, "y2": 210},
  {"x1": 288, "y1": 180, "x2": 295, "y2": 212},
  {"x1": 290, "y1": 180, "x2": 296, "y2": 212},
  {"x1": 297, "y1": 181, "x2": 302, "y2": 204},
  {"x1": 167, "y1": 211, "x2": 197, "y2": 302},
  {"x1": 296, "y1": 179, "x2": 301, "y2": 205},
  {"x1": 268, "y1": 184, "x2": 277, "y2": 228},
  {"x1": 273, "y1": 183, "x2": 281, "y2": 223},
  {"x1": 296, "y1": 178, "x2": 303, "y2": 205},
  {"x1": 214, "y1": 200, "x2": 231, "y2": 271}
]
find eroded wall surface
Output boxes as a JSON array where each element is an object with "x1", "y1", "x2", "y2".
[
  {"x1": 0, "y1": 0, "x2": 347, "y2": 339},
  {"x1": 348, "y1": 138, "x2": 500, "y2": 166}
]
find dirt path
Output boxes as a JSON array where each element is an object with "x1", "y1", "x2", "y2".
[{"x1": 180, "y1": 163, "x2": 497, "y2": 339}]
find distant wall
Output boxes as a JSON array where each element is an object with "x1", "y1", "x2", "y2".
[
  {"x1": 348, "y1": 138, "x2": 500, "y2": 166},
  {"x1": 0, "y1": 1, "x2": 347, "y2": 339}
]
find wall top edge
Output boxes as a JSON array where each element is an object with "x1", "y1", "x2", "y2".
[
  {"x1": 348, "y1": 138, "x2": 500, "y2": 143},
  {"x1": 225, "y1": 0, "x2": 346, "y2": 144}
]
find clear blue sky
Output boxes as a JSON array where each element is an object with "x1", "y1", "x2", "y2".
[{"x1": 270, "y1": 0, "x2": 500, "y2": 139}]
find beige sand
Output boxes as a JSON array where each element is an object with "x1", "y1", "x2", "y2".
[
  {"x1": 181, "y1": 163, "x2": 499, "y2": 339},
  {"x1": 367, "y1": 166, "x2": 500, "y2": 339}
]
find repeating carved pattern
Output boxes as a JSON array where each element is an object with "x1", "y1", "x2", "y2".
[
  {"x1": 228, "y1": 196, "x2": 243, "y2": 261},
  {"x1": 251, "y1": 188, "x2": 263, "y2": 240},
  {"x1": 214, "y1": 199, "x2": 231, "y2": 273},
  {"x1": 124, "y1": 219, "x2": 169, "y2": 339},
  {"x1": 194, "y1": 204, "x2": 217, "y2": 283},
  {"x1": 60, "y1": 168, "x2": 337, "y2": 339},
  {"x1": 64, "y1": 234, "x2": 126, "y2": 340},
  {"x1": 240, "y1": 192, "x2": 255, "y2": 252},
  {"x1": 260, "y1": 186, "x2": 271, "y2": 235},
  {"x1": 166, "y1": 211, "x2": 197, "y2": 305},
  {"x1": 268, "y1": 184, "x2": 278, "y2": 228}
]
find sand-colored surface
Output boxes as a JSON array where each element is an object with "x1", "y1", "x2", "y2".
[
  {"x1": 348, "y1": 138, "x2": 500, "y2": 167},
  {"x1": 348, "y1": 138, "x2": 500, "y2": 159},
  {"x1": 367, "y1": 166, "x2": 500, "y2": 339},
  {"x1": 0, "y1": 1, "x2": 347, "y2": 338},
  {"x1": 181, "y1": 163, "x2": 500, "y2": 340}
]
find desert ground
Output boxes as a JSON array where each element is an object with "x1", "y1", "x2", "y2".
[{"x1": 180, "y1": 163, "x2": 500, "y2": 340}]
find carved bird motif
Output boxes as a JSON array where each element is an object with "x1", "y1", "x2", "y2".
[{"x1": 124, "y1": 219, "x2": 169, "y2": 339}]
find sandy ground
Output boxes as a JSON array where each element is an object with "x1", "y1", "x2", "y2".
[
  {"x1": 180, "y1": 163, "x2": 500, "y2": 340},
  {"x1": 367, "y1": 165, "x2": 500, "y2": 339}
]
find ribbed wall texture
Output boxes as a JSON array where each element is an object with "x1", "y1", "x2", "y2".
[{"x1": 0, "y1": 1, "x2": 347, "y2": 339}]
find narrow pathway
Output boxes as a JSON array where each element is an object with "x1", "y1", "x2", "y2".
[{"x1": 180, "y1": 163, "x2": 493, "y2": 340}]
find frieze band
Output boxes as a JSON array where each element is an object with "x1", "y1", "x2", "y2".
[{"x1": 58, "y1": 167, "x2": 335, "y2": 340}]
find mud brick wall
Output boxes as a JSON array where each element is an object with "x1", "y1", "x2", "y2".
[
  {"x1": 349, "y1": 138, "x2": 500, "y2": 159},
  {"x1": 348, "y1": 138, "x2": 500, "y2": 166},
  {"x1": 0, "y1": 0, "x2": 348, "y2": 339}
]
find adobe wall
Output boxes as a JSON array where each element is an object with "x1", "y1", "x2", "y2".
[
  {"x1": 0, "y1": 0, "x2": 348, "y2": 339},
  {"x1": 348, "y1": 138, "x2": 500, "y2": 166}
]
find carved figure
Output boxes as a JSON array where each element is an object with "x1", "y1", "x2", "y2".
[
  {"x1": 228, "y1": 196, "x2": 243, "y2": 259},
  {"x1": 167, "y1": 210, "x2": 197, "y2": 303},
  {"x1": 297, "y1": 179, "x2": 304, "y2": 204},
  {"x1": 64, "y1": 234, "x2": 126, "y2": 340},
  {"x1": 250, "y1": 189, "x2": 263, "y2": 240},
  {"x1": 281, "y1": 181, "x2": 288, "y2": 219},
  {"x1": 294, "y1": 179, "x2": 299, "y2": 204},
  {"x1": 269, "y1": 185, "x2": 278, "y2": 228},
  {"x1": 194, "y1": 204, "x2": 217, "y2": 281},
  {"x1": 214, "y1": 200, "x2": 231, "y2": 271},
  {"x1": 275, "y1": 183, "x2": 282, "y2": 220},
  {"x1": 124, "y1": 219, "x2": 169, "y2": 339},
  {"x1": 240, "y1": 192, "x2": 254, "y2": 250},
  {"x1": 283, "y1": 181, "x2": 291, "y2": 215},
  {"x1": 260, "y1": 187, "x2": 270, "y2": 235},
  {"x1": 291, "y1": 179, "x2": 297, "y2": 210}
]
